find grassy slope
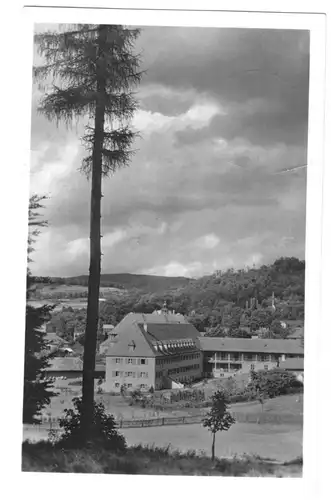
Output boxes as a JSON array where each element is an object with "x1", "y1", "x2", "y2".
[
  {"x1": 65, "y1": 273, "x2": 192, "y2": 293},
  {"x1": 22, "y1": 442, "x2": 302, "y2": 476}
]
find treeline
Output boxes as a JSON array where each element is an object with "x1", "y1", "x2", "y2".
[
  {"x1": 48, "y1": 277, "x2": 125, "y2": 289},
  {"x1": 48, "y1": 257, "x2": 305, "y2": 340}
]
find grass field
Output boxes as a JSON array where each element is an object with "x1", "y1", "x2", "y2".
[
  {"x1": 41, "y1": 384, "x2": 303, "y2": 421},
  {"x1": 121, "y1": 422, "x2": 302, "y2": 463},
  {"x1": 22, "y1": 421, "x2": 302, "y2": 463},
  {"x1": 22, "y1": 441, "x2": 302, "y2": 476},
  {"x1": 37, "y1": 284, "x2": 121, "y2": 293},
  {"x1": 23, "y1": 390, "x2": 303, "y2": 464}
]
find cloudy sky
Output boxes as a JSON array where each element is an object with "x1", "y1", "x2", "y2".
[{"x1": 30, "y1": 26, "x2": 309, "y2": 278}]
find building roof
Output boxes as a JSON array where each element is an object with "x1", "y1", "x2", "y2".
[
  {"x1": 287, "y1": 326, "x2": 304, "y2": 339},
  {"x1": 286, "y1": 319, "x2": 304, "y2": 328},
  {"x1": 279, "y1": 358, "x2": 304, "y2": 371},
  {"x1": 104, "y1": 312, "x2": 198, "y2": 358},
  {"x1": 100, "y1": 312, "x2": 189, "y2": 350},
  {"x1": 141, "y1": 323, "x2": 200, "y2": 343},
  {"x1": 198, "y1": 337, "x2": 304, "y2": 355},
  {"x1": 103, "y1": 324, "x2": 114, "y2": 330},
  {"x1": 44, "y1": 332, "x2": 63, "y2": 345},
  {"x1": 45, "y1": 357, "x2": 83, "y2": 372}
]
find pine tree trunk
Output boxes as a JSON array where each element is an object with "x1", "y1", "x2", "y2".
[
  {"x1": 211, "y1": 432, "x2": 216, "y2": 461},
  {"x1": 81, "y1": 26, "x2": 107, "y2": 443}
]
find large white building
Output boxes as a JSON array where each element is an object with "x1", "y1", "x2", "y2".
[
  {"x1": 198, "y1": 337, "x2": 304, "y2": 378},
  {"x1": 103, "y1": 311, "x2": 202, "y2": 392}
]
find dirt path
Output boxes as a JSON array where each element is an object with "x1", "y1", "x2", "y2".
[{"x1": 122, "y1": 423, "x2": 302, "y2": 462}]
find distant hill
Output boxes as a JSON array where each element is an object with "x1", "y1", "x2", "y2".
[{"x1": 56, "y1": 273, "x2": 193, "y2": 294}]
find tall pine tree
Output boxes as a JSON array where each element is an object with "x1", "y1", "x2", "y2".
[
  {"x1": 24, "y1": 195, "x2": 56, "y2": 423},
  {"x1": 34, "y1": 24, "x2": 142, "y2": 441}
]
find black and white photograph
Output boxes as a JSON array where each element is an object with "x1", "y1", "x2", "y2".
[{"x1": 13, "y1": 4, "x2": 327, "y2": 483}]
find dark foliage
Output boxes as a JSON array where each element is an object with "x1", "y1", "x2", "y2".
[
  {"x1": 248, "y1": 369, "x2": 303, "y2": 399},
  {"x1": 23, "y1": 305, "x2": 57, "y2": 423},
  {"x1": 24, "y1": 195, "x2": 56, "y2": 423},
  {"x1": 56, "y1": 397, "x2": 126, "y2": 450},
  {"x1": 22, "y1": 441, "x2": 302, "y2": 476}
]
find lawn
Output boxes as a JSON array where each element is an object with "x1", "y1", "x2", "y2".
[
  {"x1": 226, "y1": 393, "x2": 303, "y2": 416},
  {"x1": 121, "y1": 422, "x2": 302, "y2": 463},
  {"x1": 21, "y1": 441, "x2": 302, "y2": 476},
  {"x1": 22, "y1": 421, "x2": 302, "y2": 463},
  {"x1": 40, "y1": 383, "x2": 303, "y2": 422},
  {"x1": 23, "y1": 390, "x2": 303, "y2": 463}
]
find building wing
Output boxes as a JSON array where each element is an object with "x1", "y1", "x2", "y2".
[{"x1": 198, "y1": 337, "x2": 304, "y2": 355}]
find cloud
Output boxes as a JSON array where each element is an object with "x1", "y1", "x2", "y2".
[
  {"x1": 144, "y1": 261, "x2": 204, "y2": 278},
  {"x1": 29, "y1": 26, "x2": 308, "y2": 277},
  {"x1": 133, "y1": 99, "x2": 222, "y2": 135},
  {"x1": 103, "y1": 229, "x2": 127, "y2": 248},
  {"x1": 195, "y1": 234, "x2": 220, "y2": 250}
]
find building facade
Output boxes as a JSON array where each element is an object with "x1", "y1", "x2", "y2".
[
  {"x1": 105, "y1": 311, "x2": 202, "y2": 392},
  {"x1": 198, "y1": 337, "x2": 304, "y2": 378}
]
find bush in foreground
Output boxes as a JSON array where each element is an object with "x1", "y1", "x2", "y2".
[
  {"x1": 56, "y1": 397, "x2": 126, "y2": 451},
  {"x1": 21, "y1": 441, "x2": 302, "y2": 477}
]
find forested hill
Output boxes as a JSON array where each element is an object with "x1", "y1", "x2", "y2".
[
  {"x1": 43, "y1": 257, "x2": 305, "y2": 337},
  {"x1": 97, "y1": 257, "x2": 305, "y2": 327},
  {"x1": 52, "y1": 273, "x2": 193, "y2": 293}
]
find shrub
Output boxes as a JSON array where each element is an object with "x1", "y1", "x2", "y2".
[
  {"x1": 56, "y1": 397, "x2": 127, "y2": 451},
  {"x1": 248, "y1": 369, "x2": 303, "y2": 399}
]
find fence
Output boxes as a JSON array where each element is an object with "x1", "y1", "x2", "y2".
[{"x1": 30, "y1": 410, "x2": 302, "y2": 432}]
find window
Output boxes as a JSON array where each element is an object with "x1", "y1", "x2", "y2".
[
  {"x1": 264, "y1": 365, "x2": 269, "y2": 370},
  {"x1": 140, "y1": 358, "x2": 147, "y2": 365},
  {"x1": 127, "y1": 358, "x2": 133, "y2": 364},
  {"x1": 250, "y1": 364, "x2": 255, "y2": 370},
  {"x1": 115, "y1": 358, "x2": 122, "y2": 364},
  {"x1": 230, "y1": 363, "x2": 242, "y2": 371},
  {"x1": 127, "y1": 372, "x2": 133, "y2": 377},
  {"x1": 140, "y1": 384, "x2": 147, "y2": 389},
  {"x1": 115, "y1": 371, "x2": 121, "y2": 377},
  {"x1": 127, "y1": 384, "x2": 132, "y2": 388},
  {"x1": 115, "y1": 382, "x2": 120, "y2": 388}
]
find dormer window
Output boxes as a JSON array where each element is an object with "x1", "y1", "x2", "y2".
[{"x1": 128, "y1": 341, "x2": 136, "y2": 352}]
